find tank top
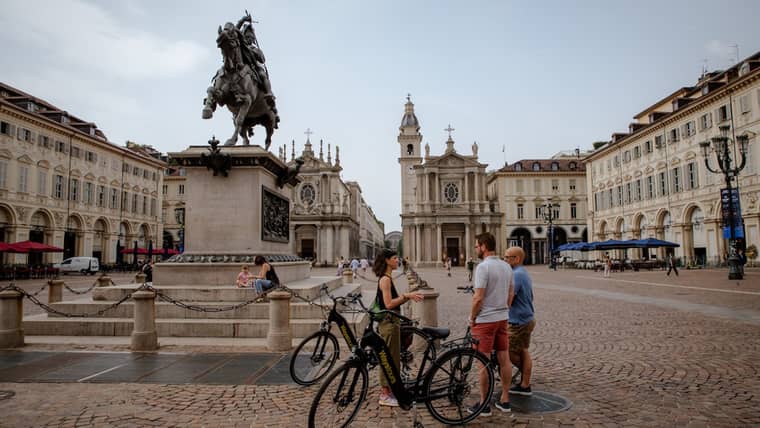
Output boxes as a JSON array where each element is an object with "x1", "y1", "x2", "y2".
[
  {"x1": 375, "y1": 274, "x2": 400, "y2": 314},
  {"x1": 264, "y1": 263, "x2": 279, "y2": 284}
]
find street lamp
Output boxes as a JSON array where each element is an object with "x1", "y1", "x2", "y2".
[
  {"x1": 699, "y1": 124, "x2": 750, "y2": 280},
  {"x1": 543, "y1": 202, "x2": 557, "y2": 270}
]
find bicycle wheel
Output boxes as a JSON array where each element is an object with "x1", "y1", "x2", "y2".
[
  {"x1": 290, "y1": 331, "x2": 340, "y2": 386},
  {"x1": 423, "y1": 348, "x2": 493, "y2": 425},
  {"x1": 308, "y1": 361, "x2": 369, "y2": 428},
  {"x1": 400, "y1": 325, "x2": 435, "y2": 386}
]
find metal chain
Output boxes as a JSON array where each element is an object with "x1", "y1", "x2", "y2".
[
  {"x1": 63, "y1": 279, "x2": 100, "y2": 295},
  {"x1": 6, "y1": 284, "x2": 146, "y2": 318}
]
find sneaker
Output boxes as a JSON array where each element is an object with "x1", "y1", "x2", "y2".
[
  {"x1": 509, "y1": 384, "x2": 532, "y2": 396},
  {"x1": 378, "y1": 393, "x2": 399, "y2": 407},
  {"x1": 466, "y1": 403, "x2": 492, "y2": 417},
  {"x1": 494, "y1": 401, "x2": 512, "y2": 412}
]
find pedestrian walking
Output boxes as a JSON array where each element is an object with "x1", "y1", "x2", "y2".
[
  {"x1": 466, "y1": 257, "x2": 475, "y2": 282},
  {"x1": 504, "y1": 246, "x2": 535, "y2": 396},
  {"x1": 603, "y1": 253, "x2": 611, "y2": 278},
  {"x1": 468, "y1": 232, "x2": 514, "y2": 416},
  {"x1": 666, "y1": 253, "x2": 679, "y2": 276},
  {"x1": 446, "y1": 257, "x2": 452, "y2": 277}
]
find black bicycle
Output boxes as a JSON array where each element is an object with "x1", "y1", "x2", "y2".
[
  {"x1": 308, "y1": 297, "x2": 494, "y2": 427},
  {"x1": 290, "y1": 286, "x2": 432, "y2": 386}
]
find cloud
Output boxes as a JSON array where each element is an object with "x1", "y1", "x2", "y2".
[{"x1": 0, "y1": 0, "x2": 209, "y2": 80}]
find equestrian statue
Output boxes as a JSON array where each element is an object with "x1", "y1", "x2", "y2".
[{"x1": 202, "y1": 11, "x2": 280, "y2": 149}]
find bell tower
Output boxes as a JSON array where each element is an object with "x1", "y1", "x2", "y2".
[{"x1": 398, "y1": 94, "x2": 422, "y2": 216}]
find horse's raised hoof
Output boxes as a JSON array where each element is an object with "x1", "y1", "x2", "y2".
[
  {"x1": 224, "y1": 138, "x2": 237, "y2": 146},
  {"x1": 202, "y1": 108, "x2": 213, "y2": 119}
]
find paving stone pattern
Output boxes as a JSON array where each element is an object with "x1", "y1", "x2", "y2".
[{"x1": 0, "y1": 267, "x2": 758, "y2": 427}]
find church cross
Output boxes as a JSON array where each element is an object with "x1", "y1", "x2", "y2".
[
  {"x1": 444, "y1": 124, "x2": 455, "y2": 139},
  {"x1": 304, "y1": 128, "x2": 314, "y2": 141}
]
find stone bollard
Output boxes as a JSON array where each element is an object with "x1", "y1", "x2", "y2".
[
  {"x1": 130, "y1": 290, "x2": 158, "y2": 351},
  {"x1": 0, "y1": 290, "x2": 24, "y2": 348},
  {"x1": 135, "y1": 272, "x2": 146, "y2": 284},
  {"x1": 48, "y1": 279, "x2": 64, "y2": 304},
  {"x1": 96, "y1": 275, "x2": 112, "y2": 287},
  {"x1": 418, "y1": 288, "x2": 439, "y2": 328},
  {"x1": 267, "y1": 290, "x2": 292, "y2": 351},
  {"x1": 342, "y1": 269, "x2": 353, "y2": 285}
]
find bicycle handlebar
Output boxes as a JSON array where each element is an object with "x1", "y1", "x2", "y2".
[{"x1": 354, "y1": 296, "x2": 415, "y2": 324}]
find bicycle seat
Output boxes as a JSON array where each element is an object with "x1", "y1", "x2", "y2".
[{"x1": 421, "y1": 326, "x2": 450, "y2": 340}]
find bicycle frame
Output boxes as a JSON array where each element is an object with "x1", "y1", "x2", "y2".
[{"x1": 326, "y1": 304, "x2": 358, "y2": 350}]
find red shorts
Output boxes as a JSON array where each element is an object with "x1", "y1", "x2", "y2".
[{"x1": 471, "y1": 320, "x2": 508, "y2": 354}]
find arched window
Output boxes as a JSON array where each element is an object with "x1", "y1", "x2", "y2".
[
  {"x1": 406, "y1": 144, "x2": 414, "y2": 155},
  {"x1": 551, "y1": 162, "x2": 559, "y2": 171},
  {"x1": 514, "y1": 163, "x2": 522, "y2": 171},
  {"x1": 532, "y1": 162, "x2": 541, "y2": 171}
]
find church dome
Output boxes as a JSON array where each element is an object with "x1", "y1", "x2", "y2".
[{"x1": 400, "y1": 95, "x2": 420, "y2": 130}]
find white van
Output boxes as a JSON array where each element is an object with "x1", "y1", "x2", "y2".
[{"x1": 54, "y1": 257, "x2": 100, "y2": 275}]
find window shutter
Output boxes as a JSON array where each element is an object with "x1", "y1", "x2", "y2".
[
  {"x1": 29, "y1": 131, "x2": 36, "y2": 143},
  {"x1": 8, "y1": 124, "x2": 15, "y2": 137}
]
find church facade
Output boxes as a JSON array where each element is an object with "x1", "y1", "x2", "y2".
[{"x1": 398, "y1": 97, "x2": 502, "y2": 267}]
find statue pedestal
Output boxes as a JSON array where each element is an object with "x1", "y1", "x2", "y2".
[{"x1": 155, "y1": 145, "x2": 308, "y2": 285}]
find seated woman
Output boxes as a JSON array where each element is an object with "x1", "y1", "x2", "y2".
[
  {"x1": 252, "y1": 256, "x2": 280, "y2": 294},
  {"x1": 236, "y1": 265, "x2": 252, "y2": 288}
]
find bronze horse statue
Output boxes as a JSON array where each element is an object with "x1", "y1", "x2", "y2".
[{"x1": 202, "y1": 22, "x2": 279, "y2": 149}]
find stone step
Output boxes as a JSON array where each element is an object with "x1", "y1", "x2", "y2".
[
  {"x1": 92, "y1": 276, "x2": 344, "y2": 302},
  {"x1": 22, "y1": 314, "x2": 368, "y2": 339},
  {"x1": 45, "y1": 283, "x2": 363, "y2": 319}
]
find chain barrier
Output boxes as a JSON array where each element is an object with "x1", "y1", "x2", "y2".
[
  {"x1": 3, "y1": 283, "x2": 149, "y2": 318},
  {"x1": 63, "y1": 279, "x2": 100, "y2": 295}
]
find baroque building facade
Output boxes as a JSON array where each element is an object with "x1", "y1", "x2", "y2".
[
  {"x1": 0, "y1": 82, "x2": 165, "y2": 265},
  {"x1": 585, "y1": 52, "x2": 760, "y2": 265},
  {"x1": 398, "y1": 97, "x2": 502, "y2": 267},
  {"x1": 279, "y1": 138, "x2": 385, "y2": 264},
  {"x1": 487, "y1": 154, "x2": 588, "y2": 264}
]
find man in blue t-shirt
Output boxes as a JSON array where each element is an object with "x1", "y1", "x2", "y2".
[{"x1": 504, "y1": 246, "x2": 535, "y2": 396}]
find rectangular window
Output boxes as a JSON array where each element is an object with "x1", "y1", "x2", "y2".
[
  {"x1": 174, "y1": 208, "x2": 185, "y2": 225},
  {"x1": 85, "y1": 151, "x2": 97, "y2": 163},
  {"x1": 645, "y1": 140, "x2": 653, "y2": 153},
  {"x1": 570, "y1": 203, "x2": 577, "y2": 219},
  {"x1": 71, "y1": 146, "x2": 81, "y2": 159},
  {"x1": 0, "y1": 161, "x2": 6, "y2": 188},
  {"x1": 515, "y1": 179, "x2": 523, "y2": 193},
  {"x1": 608, "y1": 189, "x2": 613, "y2": 208},
  {"x1": 551, "y1": 179, "x2": 559, "y2": 192},
  {"x1": 658, "y1": 172, "x2": 667, "y2": 196},
  {"x1": 142, "y1": 196, "x2": 147, "y2": 215},
  {"x1": 110, "y1": 188, "x2": 118, "y2": 209},
  {"x1": 739, "y1": 94, "x2": 751, "y2": 114},
  {"x1": 569, "y1": 179, "x2": 576, "y2": 191},
  {"x1": 55, "y1": 141, "x2": 67, "y2": 153},
  {"x1": 37, "y1": 134, "x2": 50, "y2": 148},
  {"x1": 84, "y1": 182, "x2": 93, "y2": 205},
  {"x1": 672, "y1": 168, "x2": 681, "y2": 193},
  {"x1": 54, "y1": 175, "x2": 64, "y2": 199},
  {"x1": 552, "y1": 204, "x2": 560, "y2": 219},
  {"x1": 593, "y1": 193, "x2": 598, "y2": 211},
  {"x1": 655, "y1": 135, "x2": 664, "y2": 149},
  {"x1": 684, "y1": 121, "x2": 696, "y2": 136},
  {"x1": 633, "y1": 146, "x2": 641, "y2": 159},
  {"x1": 613, "y1": 155, "x2": 620, "y2": 167},
  {"x1": 68, "y1": 178, "x2": 78, "y2": 201},
  {"x1": 97, "y1": 185, "x2": 106, "y2": 207},
  {"x1": 143, "y1": 170, "x2": 149, "y2": 179},
  {"x1": 18, "y1": 165, "x2": 29, "y2": 193},
  {"x1": 162, "y1": 208, "x2": 167, "y2": 223},
  {"x1": 635, "y1": 179, "x2": 642, "y2": 201},
  {"x1": 123, "y1": 163, "x2": 131, "y2": 174},
  {"x1": 647, "y1": 176, "x2": 654, "y2": 199},
  {"x1": 0, "y1": 121, "x2": 15, "y2": 136},
  {"x1": 37, "y1": 170, "x2": 47, "y2": 195},
  {"x1": 535, "y1": 205, "x2": 542, "y2": 219},
  {"x1": 699, "y1": 112, "x2": 712, "y2": 130},
  {"x1": 616, "y1": 186, "x2": 623, "y2": 206},
  {"x1": 18, "y1": 127, "x2": 32, "y2": 142},
  {"x1": 150, "y1": 198, "x2": 157, "y2": 217},
  {"x1": 132, "y1": 194, "x2": 138, "y2": 212},
  {"x1": 668, "y1": 128, "x2": 679, "y2": 143},
  {"x1": 133, "y1": 167, "x2": 140, "y2": 177},
  {"x1": 517, "y1": 204, "x2": 524, "y2": 219},
  {"x1": 162, "y1": 184, "x2": 168, "y2": 195},
  {"x1": 717, "y1": 105, "x2": 730, "y2": 122},
  {"x1": 178, "y1": 184, "x2": 185, "y2": 195},
  {"x1": 687, "y1": 162, "x2": 698, "y2": 189},
  {"x1": 625, "y1": 183, "x2": 632, "y2": 204},
  {"x1": 122, "y1": 191, "x2": 129, "y2": 211}
]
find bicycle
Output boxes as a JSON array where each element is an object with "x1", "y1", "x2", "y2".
[
  {"x1": 308, "y1": 297, "x2": 494, "y2": 427},
  {"x1": 290, "y1": 286, "x2": 433, "y2": 386},
  {"x1": 456, "y1": 285, "x2": 522, "y2": 386}
]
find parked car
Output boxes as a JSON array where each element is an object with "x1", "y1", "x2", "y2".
[{"x1": 54, "y1": 257, "x2": 100, "y2": 275}]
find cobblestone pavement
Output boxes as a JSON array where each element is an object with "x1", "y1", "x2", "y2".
[{"x1": 0, "y1": 266, "x2": 759, "y2": 427}]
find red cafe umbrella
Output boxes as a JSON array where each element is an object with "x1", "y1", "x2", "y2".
[
  {"x1": 8, "y1": 240, "x2": 63, "y2": 252},
  {"x1": 120, "y1": 247, "x2": 148, "y2": 255},
  {"x1": 0, "y1": 242, "x2": 21, "y2": 252}
]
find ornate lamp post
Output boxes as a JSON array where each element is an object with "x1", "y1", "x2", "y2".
[
  {"x1": 699, "y1": 124, "x2": 750, "y2": 280},
  {"x1": 543, "y1": 202, "x2": 557, "y2": 270}
]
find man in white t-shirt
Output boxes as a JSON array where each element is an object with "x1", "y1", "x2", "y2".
[{"x1": 468, "y1": 232, "x2": 514, "y2": 416}]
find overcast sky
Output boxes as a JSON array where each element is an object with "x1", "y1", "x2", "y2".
[{"x1": 2, "y1": 0, "x2": 759, "y2": 232}]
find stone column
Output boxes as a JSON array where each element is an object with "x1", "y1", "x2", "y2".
[
  {"x1": 0, "y1": 289, "x2": 24, "y2": 348},
  {"x1": 48, "y1": 279, "x2": 64, "y2": 304},
  {"x1": 418, "y1": 288, "x2": 439, "y2": 328},
  {"x1": 464, "y1": 173, "x2": 469, "y2": 204},
  {"x1": 130, "y1": 290, "x2": 158, "y2": 351},
  {"x1": 342, "y1": 269, "x2": 354, "y2": 284},
  {"x1": 414, "y1": 225, "x2": 421, "y2": 264},
  {"x1": 267, "y1": 290, "x2": 292, "y2": 351},
  {"x1": 325, "y1": 226, "x2": 334, "y2": 266},
  {"x1": 316, "y1": 225, "x2": 322, "y2": 265},
  {"x1": 465, "y1": 223, "x2": 471, "y2": 261},
  {"x1": 289, "y1": 225, "x2": 296, "y2": 255},
  {"x1": 97, "y1": 275, "x2": 112, "y2": 287},
  {"x1": 436, "y1": 224, "x2": 442, "y2": 266},
  {"x1": 135, "y1": 272, "x2": 147, "y2": 284}
]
